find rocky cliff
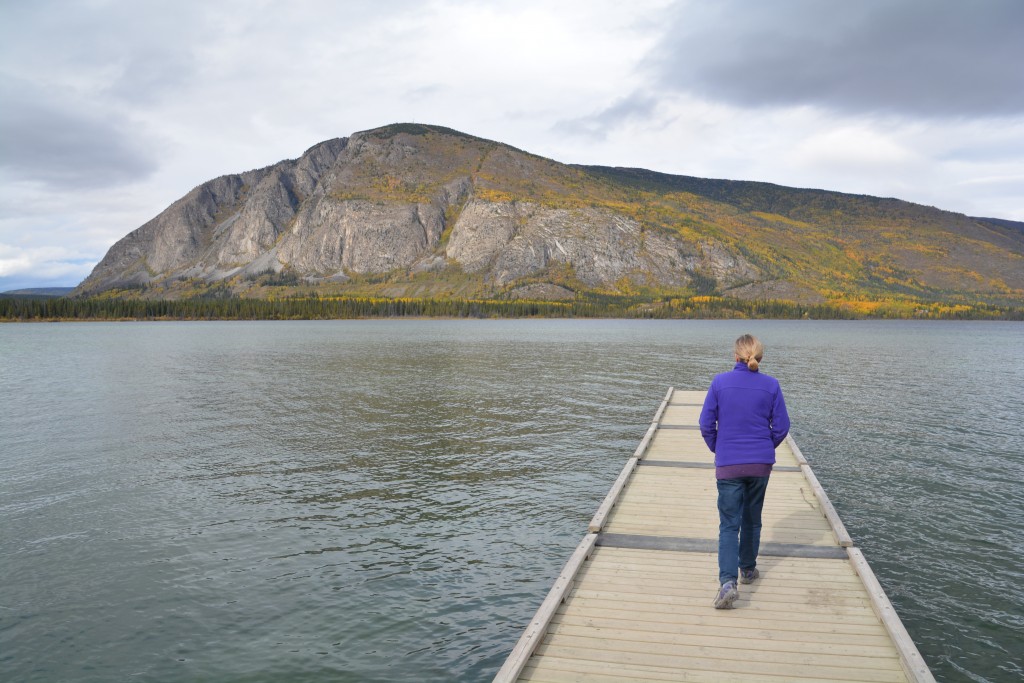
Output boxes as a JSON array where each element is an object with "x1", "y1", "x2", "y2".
[{"x1": 76, "y1": 123, "x2": 1024, "y2": 305}]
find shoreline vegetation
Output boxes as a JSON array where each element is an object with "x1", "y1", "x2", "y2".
[{"x1": 2, "y1": 295, "x2": 1021, "y2": 321}]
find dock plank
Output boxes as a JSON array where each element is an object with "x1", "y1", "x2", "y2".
[
  {"x1": 540, "y1": 630, "x2": 904, "y2": 672},
  {"x1": 529, "y1": 643, "x2": 908, "y2": 683},
  {"x1": 549, "y1": 613, "x2": 896, "y2": 649}
]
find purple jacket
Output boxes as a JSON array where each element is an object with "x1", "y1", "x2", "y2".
[{"x1": 699, "y1": 362, "x2": 790, "y2": 467}]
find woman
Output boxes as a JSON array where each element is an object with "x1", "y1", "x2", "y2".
[{"x1": 699, "y1": 334, "x2": 790, "y2": 609}]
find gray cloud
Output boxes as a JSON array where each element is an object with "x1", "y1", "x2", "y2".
[
  {"x1": 649, "y1": 0, "x2": 1024, "y2": 117},
  {"x1": 0, "y1": 76, "x2": 158, "y2": 189},
  {"x1": 0, "y1": 1, "x2": 202, "y2": 105},
  {"x1": 104, "y1": 47, "x2": 198, "y2": 105},
  {"x1": 553, "y1": 93, "x2": 660, "y2": 139}
]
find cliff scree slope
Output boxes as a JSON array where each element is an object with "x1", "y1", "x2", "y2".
[{"x1": 75, "y1": 123, "x2": 1024, "y2": 305}]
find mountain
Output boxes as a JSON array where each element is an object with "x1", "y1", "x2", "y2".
[{"x1": 75, "y1": 123, "x2": 1024, "y2": 306}]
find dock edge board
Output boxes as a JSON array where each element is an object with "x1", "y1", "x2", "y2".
[{"x1": 491, "y1": 532, "x2": 599, "y2": 682}]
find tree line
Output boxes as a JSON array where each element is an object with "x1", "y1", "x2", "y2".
[{"x1": 2, "y1": 295, "x2": 1020, "y2": 321}]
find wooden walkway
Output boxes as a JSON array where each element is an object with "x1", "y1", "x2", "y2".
[{"x1": 494, "y1": 388, "x2": 934, "y2": 683}]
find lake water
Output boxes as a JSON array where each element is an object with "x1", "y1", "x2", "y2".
[{"x1": 1, "y1": 319, "x2": 1021, "y2": 682}]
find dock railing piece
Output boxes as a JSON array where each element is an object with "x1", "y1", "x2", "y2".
[
  {"x1": 649, "y1": 386, "x2": 674, "y2": 424},
  {"x1": 848, "y1": 547, "x2": 937, "y2": 683},
  {"x1": 588, "y1": 387, "x2": 671, "y2": 532},
  {"x1": 799, "y1": 461, "x2": 853, "y2": 547},
  {"x1": 632, "y1": 422, "x2": 658, "y2": 459},
  {"x1": 491, "y1": 532, "x2": 599, "y2": 683},
  {"x1": 587, "y1": 457, "x2": 638, "y2": 532},
  {"x1": 786, "y1": 432, "x2": 809, "y2": 465}
]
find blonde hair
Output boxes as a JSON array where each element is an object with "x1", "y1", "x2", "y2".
[{"x1": 734, "y1": 334, "x2": 764, "y2": 372}]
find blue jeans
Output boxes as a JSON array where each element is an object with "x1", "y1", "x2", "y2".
[{"x1": 717, "y1": 476, "x2": 770, "y2": 584}]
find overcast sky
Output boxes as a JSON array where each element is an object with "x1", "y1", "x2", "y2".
[{"x1": 2, "y1": 0, "x2": 1022, "y2": 291}]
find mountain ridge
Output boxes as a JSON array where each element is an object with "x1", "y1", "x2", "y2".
[{"x1": 75, "y1": 123, "x2": 1024, "y2": 307}]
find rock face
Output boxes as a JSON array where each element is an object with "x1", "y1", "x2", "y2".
[
  {"x1": 76, "y1": 123, "x2": 1024, "y2": 303},
  {"x1": 445, "y1": 200, "x2": 697, "y2": 288},
  {"x1": 75, "y1": 124, "x2": 755, "y2": 297},
  {"x1": 79, "y1": 138, "x2": 348, "y2": 290}
]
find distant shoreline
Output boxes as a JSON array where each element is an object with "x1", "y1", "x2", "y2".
[
  {"x1": 0, "y1": 287, "x2": 76, "y2": 299},
  {"x1": 2, "y1": 295, "x2": 1021, "y2": 322}
]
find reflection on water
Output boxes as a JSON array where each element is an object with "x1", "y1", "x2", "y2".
[{"x1": 1, "y1": 319, "x2": 1022, "y2": 682}]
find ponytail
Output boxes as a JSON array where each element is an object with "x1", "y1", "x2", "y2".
[{"x1": 734, "y1": 334, "x2": 764, "y2": 372}]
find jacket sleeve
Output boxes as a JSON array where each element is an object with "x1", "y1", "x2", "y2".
[
  {"x1": 770, "y1": 383, "x2": 790, "y2": 447},
  {"x1": 698, "y1": 385, "x2": 718, "y2": 453}
]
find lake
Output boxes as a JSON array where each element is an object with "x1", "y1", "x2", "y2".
[{"x1": 1, "y1": 319, "x2": 1021, "y2": 682}]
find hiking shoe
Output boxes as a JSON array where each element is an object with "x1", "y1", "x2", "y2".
[
  {"x1": 739, "y1": 567, "x2": 760, "y2": 584},
  {"x1": 713, "y1": 581, "x2": 738, "y2": 609}
]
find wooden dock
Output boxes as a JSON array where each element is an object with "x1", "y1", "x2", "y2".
[{"x1": 494, "y1": 388, "x2": 934, "y2": 683}]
